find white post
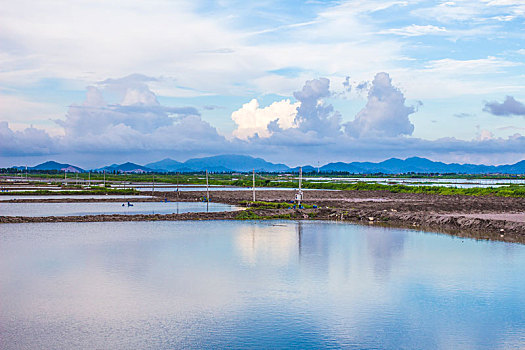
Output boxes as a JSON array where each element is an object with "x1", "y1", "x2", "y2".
[
  {"x1": 252, "y1": 168, "x2": 256, "y2": 202},
  {"x1": 298, "y1": 167, "x2": 303, "y2": 207},
  {"x1": 64, "y1": 170, "x2": 67, "y2": 185},
  {"x1": 206, "y1": 170, "x2": 210, "y2": 203},
  {"x1": 299, "y1": 167, "x2": 302, "y2": 191},
  {"x1": 88, "y1": 172, "x2": 90, "y2": 187},
  {"x1": 152, "y1": 174, "x2": 155, "y2": 196},
  {"x1": 103, "y1": 170, "x2": 106, "y2": 187}
]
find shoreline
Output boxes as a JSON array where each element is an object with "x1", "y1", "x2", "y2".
[{"x1": 1, "y1": 189, "x2": 524, "y2": 244}]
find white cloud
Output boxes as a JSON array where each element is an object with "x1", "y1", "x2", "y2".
[
  {"x1": 423, "y1": 56, "x2": 521, "y2": 75},
  {"x1": 478, "y1": 129, "x2": 494, "y2": 141},
  {"x1": 0, "y1": 93, "x2": 63, "y2": 134},
  {"x1": 231, "y1": 99, "x2": 300, "y2": 140},
  {"x1": 0, "y1": 0, "x2": 404, "y2": 99},
  {"x1": 345, "y1": 72, "x2": 415, "y2": 138},
  {"x1": 0, "y1": 121, "x2": 57, "y2": 156},
  {"x1": 412, "y1": 0, "x2": 525, "y2": 23},
  {"x1": 380, "y1": 24, "x2": 447, "y2": 37}
]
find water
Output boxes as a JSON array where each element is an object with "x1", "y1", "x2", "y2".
[
  {"x1": 0, "y1": 221, "x2": 523, "y2": 349},
  {"x1": 135, "y1": 186, "x2": 333, "y2": 192},
  {"x1": 0, "y1": 201, "x2": 241, "y2": 217},
  {"x1": 0, "y1": 195, "x2": 152, "y2": 201},
  {"x1": 303, "y1": 177, "x2": 525, "y2": 188}
]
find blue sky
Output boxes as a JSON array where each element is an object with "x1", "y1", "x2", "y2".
[{"x1": 1, "y1": 0, "x2": 525, "y2": 167}]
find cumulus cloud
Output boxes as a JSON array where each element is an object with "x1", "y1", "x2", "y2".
[
  {"x1": 3, "y1": 73, "x2": 525, "y2": 166},
  {"x1": 356, "y1": 81, "x2": 369, "y2": 92},
  {"x1": 483, "y1": 96, "x2": 525, "y2": 116},
  {"x1": 231, "y1": 77, "x2": 342, "y2": 140},
  {"x1": 342, "y1": 76, "x2": 351, "y2": 92},
  {"x1": 231, "y1": 99, "x2": 300, "y2": 140},
  {"x1": 293, "y1": 77, "x2": 342, "y2": 137},
  {"x1": 61, "y1": 88, "x2": 226, "y2": 154},
  {"x1": 57, "y1": 84, "x2": 200, "y2": 137},
  {"x1": 345, "y1": 72, "x2": 415, "y2": 138},
  {"x1": 0, "y1": 122, "x2": 57, "y2": 156},
  {"x1": 17, "y1": 77, "x2": 228, "y2": 156},
  {"x1": 478, "y1": 129, "x2": 494, "y2": 141}
]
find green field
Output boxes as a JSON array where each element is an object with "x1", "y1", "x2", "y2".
[{"x1": 2, "y1": 172, "x2": 524, "y2": 197}]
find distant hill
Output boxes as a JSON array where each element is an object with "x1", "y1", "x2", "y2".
[
  {"x1": 24, "y1": 156, "x2": 525, "y2": 174},
  {"x1": 144, "y1": 155, "x2": 291, "y2": 173},
  {"x1": 290, "y1": 165, "x2": 317, "y2": 173},
  {"x1": 183, "y1": 155, "x2": 290, "y2": 173},
  {"x1": 29, "y1": 161, "x2": 84, "y2": 173},
  {"x1": 145, "y1": 158, "x2": 182, "y2": 172},
  {"x1": 100, "y1": 162, "x2": 152, "y2": 173},
  {"x1": 320, "y1": 162, "x2": 364, "y2": 173},
  {"x1": 320, "y1": 157, "x2": 525, "y2": 174}
]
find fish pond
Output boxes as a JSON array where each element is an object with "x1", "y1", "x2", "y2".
[
  {"x1": 0, "y1": 201, "x2": 240, "y2": 217},
  {"x1": 0, "y1": 220, "x2": 523, "y2": 349}
]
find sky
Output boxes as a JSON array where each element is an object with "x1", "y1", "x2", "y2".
[{"x1": 1, "y1": 0, "x2": 525, "y2": 168}]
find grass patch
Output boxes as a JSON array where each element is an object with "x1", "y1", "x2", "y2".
[{"x1": 235, "y1": 209, "x2": 293, "y2": 220}]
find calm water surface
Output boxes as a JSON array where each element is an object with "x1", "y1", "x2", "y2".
[
  {"x1": 0, "y1": 221, "x2": 524, "y2": 349},
  {"x1": 0, "y1": 201, "x2": 240, "y2": 216},
  {"x1": 0, "y1": 195, "x2": 152, "y2": 201}
]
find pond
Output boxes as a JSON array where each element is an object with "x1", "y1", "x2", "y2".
[
  {"x1": 0, "y1": 195, "x2": 152, "y2": 201},
  {"x1": 0, "y1": 221, "x2": 523, "y2": 349},
  {"x1": 0, "y1": 201, "x2": 241, "y2": 217},
  {"x1": 303, "y1": 177, "x2": 525, "y2": 188}
]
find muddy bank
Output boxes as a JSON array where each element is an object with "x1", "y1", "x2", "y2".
[
  {"x1": 168, "y1": 189, "x2": 525, "y2": 243},
  {"x1": 1, "y1": 189, "x2": 524, "y2": 244}
]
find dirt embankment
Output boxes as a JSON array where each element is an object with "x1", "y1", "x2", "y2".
[
  {"x1": 1, "y1": 189, "x2": 524, "y2": 244},
  {"x1": 170, "y1": 190, "x2": 525, "y2": 243}
]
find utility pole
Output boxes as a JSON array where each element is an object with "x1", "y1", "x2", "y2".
[
  {"x1": 64, "y1": 170, "x2": 67, "y2": 186},
  {"x1": 88, "y1": 172, "x2": 90, "y2": 188},
  {"x1": 103, "y1": 170, "x2": 106, "y2": 187},
  {"x1": 206, "y1": 170, "x2": 209, "y2": 203},
  {"x1": 299, "y1": 166, "x2": 302, "y2": 190},
  {"x1": 176, "y1": 172, "x2": 180, "y2": 199},
  {"x1": 252, "y1": 169, "x2": 256, "y2": 202},
  {"x1": 152, "y1": 173, "x2": 155, "y2": 196},
  {"x1": 295, "y1": 167, "x2": 303, "y2": 207}
]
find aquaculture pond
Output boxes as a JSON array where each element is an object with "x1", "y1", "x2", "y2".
[
  {"x1": 0, "y1": 221, "x2": 523, "y2": 349},
  {"x1": 0, "y1": 195, "x2": 152, "y2": 201},
  {"x1": 0, "y1": 201, "x2": 240, "y2": 217}
]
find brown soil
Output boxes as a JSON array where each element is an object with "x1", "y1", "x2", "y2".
[{"x1": 1, "y1": 189, "x2": 524, "y2": 244}]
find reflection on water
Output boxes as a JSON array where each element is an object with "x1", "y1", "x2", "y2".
[
  {"x1": 366, "y1": 227, "x2": 406, "y2": 278},
  {"x1": 0, "y1": 221, "x2": 524, "y2": 349}
]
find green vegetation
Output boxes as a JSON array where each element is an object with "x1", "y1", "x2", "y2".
[
  {"x1": 240, "y1": 201, "x2": 290, "y2": 209},
  {"x1": 297, "y1": 181, "x2": 525, "y2": 197},
  {"x1": 3, "y1": 172, "x2": 524, "y2": 197},
  {"x1": 235, "y1": 209, "x2": 292, "y2": 220}
]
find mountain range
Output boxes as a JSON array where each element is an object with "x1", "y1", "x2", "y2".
[
  {"x1": 17, "y1": 155, "x2": 525, "y2": 174},
  {"x1": 18, "y1": 161, "x2": 84, "y2": 173}
]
